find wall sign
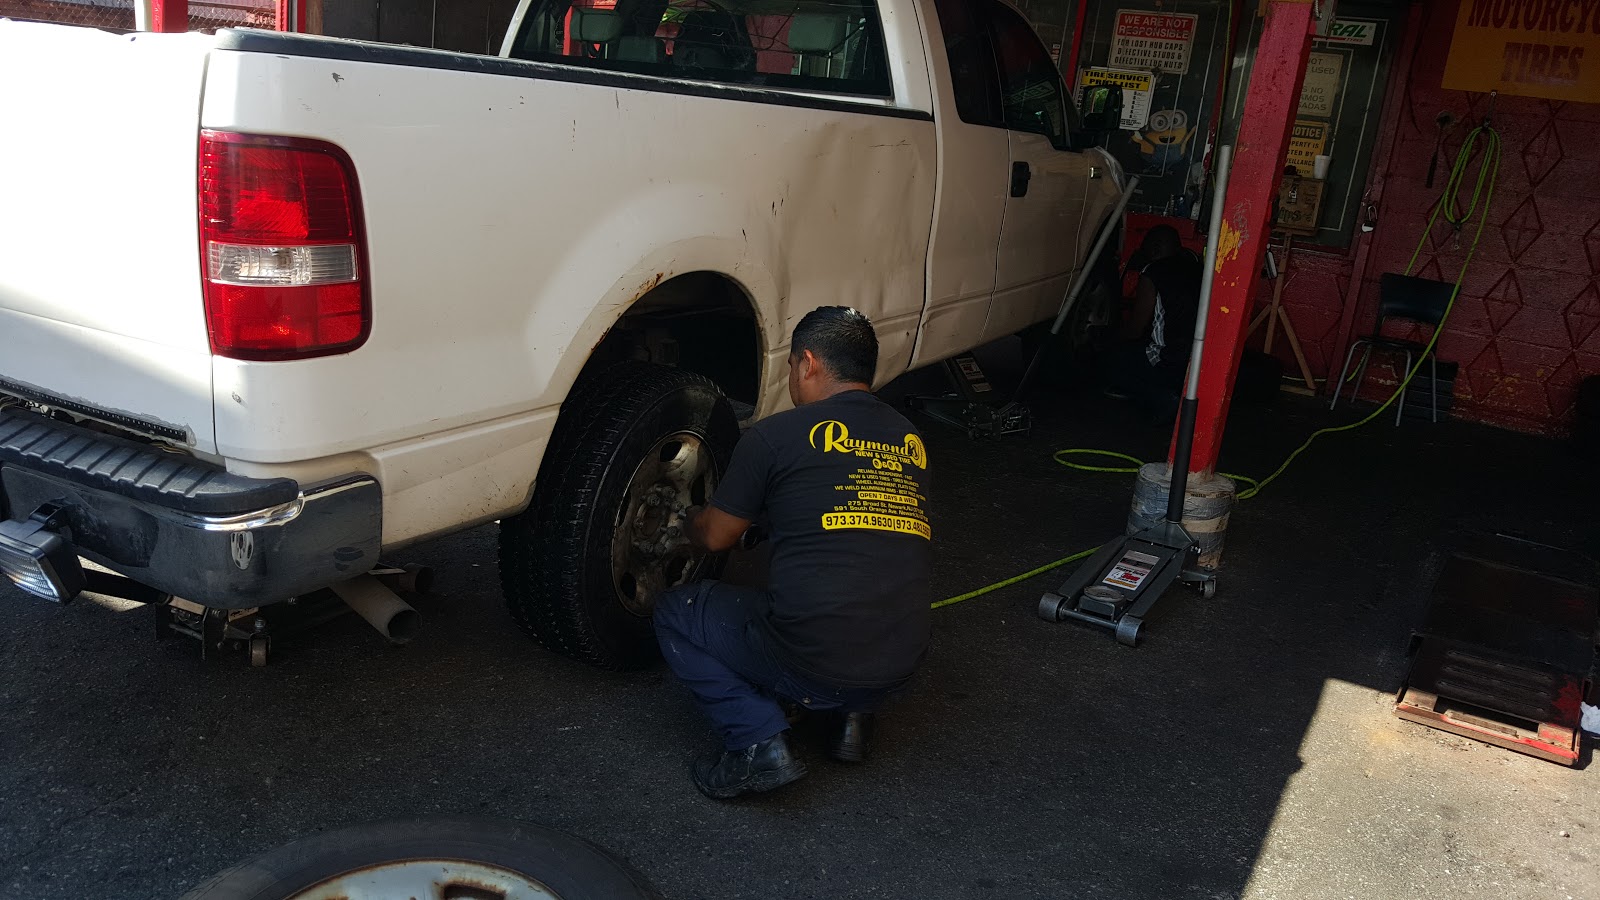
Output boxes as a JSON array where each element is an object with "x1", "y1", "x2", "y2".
[
  {"x1": 1298, "y1": 51, "x2": 1345, "y2": 117},
  {"x1": 1286, "y1": 119, "x2": 1330, "y2": 175},
  {"x1": 1225, "y1": 5, "x2": 1397, "y2": 247},
  {"x1": 1079, "y1": 66, "x2": 1155, "y2": 129},
  {"x1": 1317, "y1": 18, "x2": 1377, "y2": 46},
  {"x1": 1276, "y1": 176, "x2": 1327, "y2": 237},
  {"x1": 1109, "y1": 10, "x2": 1198, "y2": 74},
  {"x1": 1442, "y1": 0, "x2": 1600, "y2": 101}
]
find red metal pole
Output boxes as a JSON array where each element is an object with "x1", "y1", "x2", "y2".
[
  {"x1": 149, "y1": 0, "x2": 187, "y2": 32},
  {"x1": 1179, "y1": 0, "x2": 1316, "y2": 475},
  {"x1": 1064, "y1": 0, "x2": 1091, "y2": 93},
  {"x1": 274, "y1": 0, "x2": 306, "y2": 31}
]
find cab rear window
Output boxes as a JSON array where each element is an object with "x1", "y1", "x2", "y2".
[{"x1": 508, "y1": 0, "x2": 893, "y2": 97}]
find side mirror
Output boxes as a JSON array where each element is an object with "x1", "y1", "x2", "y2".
[{"x1": 1074, "y1": 85, "x2": 1124, "y2": 148}]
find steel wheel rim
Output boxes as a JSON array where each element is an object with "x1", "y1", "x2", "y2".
[
  {"x1": 1067, "y1": 282, "x2": 1114, "y2": 348},
  {"x1": 285, "y1": 858, "x2": 562, "y2": 899},
  {"x1": 610, "y1": 430, "x2": 716, "y2": 616}
]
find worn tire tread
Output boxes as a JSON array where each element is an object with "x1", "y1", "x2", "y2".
[{"x1": 499, "y1": 361, "x2": 734, "y2": 670}]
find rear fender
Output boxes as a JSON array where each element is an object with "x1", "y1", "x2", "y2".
[{"x1": 531, "y1": 197, "x2": 781, "y2": 416}]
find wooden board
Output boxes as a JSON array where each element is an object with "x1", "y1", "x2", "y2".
[{"x1": 1275, "y1": 176, "x2": 1325, "y2": 237}]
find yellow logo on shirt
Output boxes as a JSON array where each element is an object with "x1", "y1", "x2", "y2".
[{"x1": 807, "y1": 420, "x2": 927, "y2": 470}]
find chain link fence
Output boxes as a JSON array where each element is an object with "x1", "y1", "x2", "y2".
[
  {"x1": 189, "y1": 0, "x2": 276, "y2": 30},
  {"x1": 0, "y1": 0, "x2": 278, "y2": 32}
]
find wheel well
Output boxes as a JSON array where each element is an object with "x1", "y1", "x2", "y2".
[{"x1": 577, "y1": 272, "x2": 763, "y2": 411}]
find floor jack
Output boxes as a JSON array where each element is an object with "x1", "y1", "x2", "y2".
[
  {"x1": 1037, "y1": 149, "x2": 1233, "y2": 646},
  {"x1": 908, "y1": 175, "x2": 1142, "y2": 440}
]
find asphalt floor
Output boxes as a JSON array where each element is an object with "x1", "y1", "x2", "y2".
[{"x1": 2, "y1": 341, "x2": 1596, "y2": 899}]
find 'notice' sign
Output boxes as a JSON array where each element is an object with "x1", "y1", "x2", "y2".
[
  {"x1": 1442, "y1": 0, "x2": 1600, "y2": 101},
  {"x1": 1109, "y1": 11, "x2": 1198, "y2": 75}
]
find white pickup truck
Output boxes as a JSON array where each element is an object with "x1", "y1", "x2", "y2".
[{"x1": 0, "y1": 0, "x2": 1121, "y2": 668}]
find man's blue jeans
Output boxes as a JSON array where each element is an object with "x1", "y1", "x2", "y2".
[{"x1": 654, "y1": 580, "x2": 893, "y2": 750}]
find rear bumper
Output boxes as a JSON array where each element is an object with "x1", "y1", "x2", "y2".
[{"x1": 0, "y1": 409, "x2": 381, "y2": 607}]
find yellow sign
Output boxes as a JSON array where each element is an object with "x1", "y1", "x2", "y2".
[
  {"x1": 1443, "y1": 0, "x2": 1600, "y2": 101},
  {"x1": 1079, "y1": 67, "x2": 1155, "y2": 129},
  {"x1": 1286, "y1": 120, "x2": 1329, "y2": 176},
  {"x1": 1298, "y1": 52, "x2": 1344, "y2": 118}
]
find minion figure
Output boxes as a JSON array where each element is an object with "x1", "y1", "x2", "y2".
[{"x1": 1131, "y1": 108, "x2": 1197, "y2": 172}]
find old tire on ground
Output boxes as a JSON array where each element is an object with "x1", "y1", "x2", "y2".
[
  {"x1": 500, "y1": 361, "x2": 739, "y2": 670},
  {"x1": 179, "y1": 817, "x2": 662, "y2": 900}
]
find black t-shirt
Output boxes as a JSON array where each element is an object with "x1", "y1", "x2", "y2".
[{"x1": 710, "y1": 390, "x2": 932, "y2": 688}]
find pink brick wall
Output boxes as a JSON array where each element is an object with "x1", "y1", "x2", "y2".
[
  {"x1": 1126, "y1": 0, "x2": 1600, "y2": 436},
  {"x1": 1305, "y1": 0, "x2": 1600, "y2": 434}
]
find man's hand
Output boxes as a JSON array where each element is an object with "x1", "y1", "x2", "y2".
[{"x1": 683, "y1": 504, "x2": 753, "y2": 554}]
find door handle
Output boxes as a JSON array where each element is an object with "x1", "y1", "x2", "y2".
[{"x1": 1010, "y1": 161, "x2": 1031, "y2": 198}]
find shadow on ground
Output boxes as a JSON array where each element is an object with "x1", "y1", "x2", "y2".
[{"x1": 1, "y1": 338, "x2": 1594, "y2": 899}]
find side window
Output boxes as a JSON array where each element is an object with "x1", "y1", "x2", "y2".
[
  {"x1": 931, "y1": 0, "x2": 1002, "y2": 127},
  {"x1": 982, "y1": 0, "x2": 1068, "y2": 149},
  {"x1": 509, "y1": 0, "x2": 893, "y2": 97}
]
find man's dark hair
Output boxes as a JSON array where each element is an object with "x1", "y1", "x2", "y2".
[
  {"x1": 1139, "y1": 224, "x2": 1183, "y2": 260},
  {"x1": 791, "y1": 306, "x2": 878, "y2": 385}
]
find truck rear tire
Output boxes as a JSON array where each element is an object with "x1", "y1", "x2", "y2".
[{"x1": 500, "y1": 362, "x2": 739, "y2": 669}]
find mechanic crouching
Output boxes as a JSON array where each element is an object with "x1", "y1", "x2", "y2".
[{"x1": 653, "y1": 306, "x2": 933, "y2": 800}]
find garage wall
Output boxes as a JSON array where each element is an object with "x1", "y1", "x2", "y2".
[
  {"x1": 1135, "y1": 0, "x2": 1599, "y2": 436},
  {"x1": 1348, "y1": 0, "x2": 1600, "y2": 434}
]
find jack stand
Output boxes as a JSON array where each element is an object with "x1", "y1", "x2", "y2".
[
  {"x1": 1036, "y1": 147, "x2": 1233, "y2": 648},
  {"x1": 1246, "y1": 234, "x2": 1317, "y2": 393},
  {"x1": 161, "y1": 599, "x2": 281, "y2": 667},
  {"x1": 906, "y1": 353, "x2": 1031, "y2": 440},
  {"x1": 158, "y1": 562, "x2": 432, "y2": 666}
]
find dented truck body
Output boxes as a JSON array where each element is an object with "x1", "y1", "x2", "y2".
[{"x1": 0, "y1": 0, "x2": 1118, "y2": 621}]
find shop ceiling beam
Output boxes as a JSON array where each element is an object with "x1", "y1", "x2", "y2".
[{"x1": 1180, "y1": 0, "x2": 1317, "y2": 476}]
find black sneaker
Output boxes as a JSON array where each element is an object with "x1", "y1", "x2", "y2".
[
  {"x1": 829, "y1": 712, "x2": 874, "y2": 764},
  {"x1": 691, "y1": 733, "x2": 806, "y2": 799}
]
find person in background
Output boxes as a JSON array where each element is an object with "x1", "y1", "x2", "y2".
[
  {"x1": 1104, "y1": 224, "x2": 1203, "y2": 420},
  {"x1": 652, "y1": 306, "x2": 933, "y2": 800}
]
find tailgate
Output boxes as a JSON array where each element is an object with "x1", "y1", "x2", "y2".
[{"x1": 0, "y1": 22, "x2": 217, "y2": 452}]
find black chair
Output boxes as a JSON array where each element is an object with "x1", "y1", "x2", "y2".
[{"x1": 1329, "y1": 273, "x2": 1455, "y2": 424}]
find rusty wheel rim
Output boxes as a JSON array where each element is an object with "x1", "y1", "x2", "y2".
[{"x1": 610, "y1": 431, "x2": 716, "y2": 616}]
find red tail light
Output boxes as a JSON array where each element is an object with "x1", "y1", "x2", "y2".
[{"x1": 199, "y1": 131, "x2": 369, "y2": 360}]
